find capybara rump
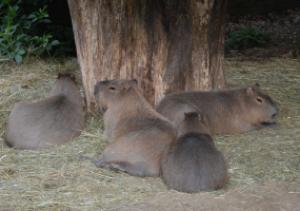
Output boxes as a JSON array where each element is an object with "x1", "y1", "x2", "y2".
[
  {"x1": 161, "y1": 112, "x2": 228, "y2": 192},
  {"x1": 5, "y1": 74, "x2": 84, "y2": 149}
]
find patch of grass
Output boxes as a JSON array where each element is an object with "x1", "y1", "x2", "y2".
[
  {"x1": 0, "y1": 57, "x2": 299, "y2": 210},
  {"x1": 221, "y1": 58, "x2": 300, "y2": 187}
]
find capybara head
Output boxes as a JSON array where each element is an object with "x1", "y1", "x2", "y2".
[
  {"x1": 49, "y1": 73, "x2": 81, "y2": 101},
  {"x1": 57, "y1": 73, "x2": 76, "y2": 83},
  {"x1": 94, "y1": 79, "x2": 138, "y2": 110},
  {"x1": 242, "y1": 84, "x2": 278, "y2": 127},
  {"x1": 178, "y1": 112, "x2": 211, "y2": 136}
]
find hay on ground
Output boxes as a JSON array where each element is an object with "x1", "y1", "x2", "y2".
[{"x1": 0, "y1": 57, "x2": 299, "y2": 210}]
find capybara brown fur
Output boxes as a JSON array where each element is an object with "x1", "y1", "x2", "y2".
[
  {"x1": 5, "y1": 73, "x2": 84, "y2": 149},
  {"x1": 161, "y1": 112, "x2": 228, "y2": 193},
  {"x1": 156, "y1": 84, "x2": 278, "y2": 134},
  {"x1": 93, "y1": 79, "x2": 176, "y2": 177}
]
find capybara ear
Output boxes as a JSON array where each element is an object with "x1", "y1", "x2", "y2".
[
  {"x1": 127, "y1": 79, "x2": 138, "y2": 89},
  {"x1": 123, "y1": 79, "x2": 137, "y2": 91},
  {"x1": 70, "y1": 74, "x2": 76, "y2": 82},
  {"x1": 246, "y1": 86, "x2": 255, "y2": 95},
  {"x1": 57, "y1": 73, "x2": 76, "y2": 83},
  {"x1": 198, "y1": 113, "x2": 209, "y2": 125},
  {"x1": 57, "y1": 73, "x2": 63, "y2": 79},
  {"x1": 247, "y1": 84, "x2": 260, "y2": 95},
  {"x1": 184, "y1": 112, "x2": 199, "y2": 120},
  {"x1": 185, "y1": 111, "x2": 208, "y2": 125},
  {"x1": 131, "y1": 79, "x2": 138, "y2": 86}
]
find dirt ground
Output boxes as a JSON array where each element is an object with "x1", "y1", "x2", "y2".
[
  {"x1": 0, "y1": 58, "x2": 299, "y2": 210},
  {"x1": 113, "y1": 182, "x2": 300, "y2": 211}
]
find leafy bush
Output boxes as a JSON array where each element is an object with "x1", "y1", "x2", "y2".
[
  {"x1": 0, "y1": 0, "x2": 59, "y2": 63},
  {"x1": 225, "y1": 27, "x2": 270, "y2": 51}
]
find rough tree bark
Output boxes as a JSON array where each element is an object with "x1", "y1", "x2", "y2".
[{"x1": 68, "y1": 0, "x2": 227, "y2": 112}]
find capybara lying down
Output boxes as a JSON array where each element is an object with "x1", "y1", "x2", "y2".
[
  {"x1": 92, "y1": 79, "x2": 176, "y2": 177},
  {"x1": 161, "y1": 112, "x2": 228, "y2": 193},
  {"x1": 156, "y1": 84, "x2": 278, "y2": 134},
  {"x1": 5, "y1": 73, "x2": 84, "y2": 149}
]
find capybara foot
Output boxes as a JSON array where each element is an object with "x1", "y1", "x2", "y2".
[{"x1": 96, "y1": 160, "x2": 156, "y2": 177}]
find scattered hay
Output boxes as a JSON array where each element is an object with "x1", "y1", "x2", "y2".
[{"x1": 0, "y1": 57, "x2": 299, "y2": 210}]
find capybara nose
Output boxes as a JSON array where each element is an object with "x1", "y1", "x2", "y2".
[
  {"x1": 271, "y1": 112, "x2": 277, "y2": 119},
  {"x1": 271, "y1": 106, "x2": 278, "y2": 119}
]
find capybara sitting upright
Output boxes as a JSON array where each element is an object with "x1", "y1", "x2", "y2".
[
  {"x1": 161, "y1": 112, "x2": 228, "y2": 193},
  {"x1": 5, "y1": 73, "x2": 84, "y2": 149},
  {"x1": 156, "y1": 84, "x2": 278, "y2": 134},
  {"x1": 92, "y1": 79, "x2": 176, "y2": 177}
]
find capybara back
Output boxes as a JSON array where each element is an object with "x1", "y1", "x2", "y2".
[
  {"x1": 161, "y1": 112, "x2": 228, "y2": 192},
  {"x1": 157, "y1": 84, "x2": 278, "y2": 134},
  {"x1": 5, "y1": 74, "x2": 84, "y2": 149},
  {"x1": 92, "y1": 79, "x2": 176, "y2": 177}
]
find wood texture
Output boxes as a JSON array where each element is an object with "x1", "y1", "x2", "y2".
[{"x1": 68, "y1": 0, "x2": 227, "y2": 112}]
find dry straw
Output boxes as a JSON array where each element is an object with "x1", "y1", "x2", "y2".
[{"x1": 0, "y1": 58, "x2": 299, "y2": 210}]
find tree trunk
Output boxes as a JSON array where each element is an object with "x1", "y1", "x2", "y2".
[{"x1": 68, "y1": 0, "x2": 227, "y2": 112}]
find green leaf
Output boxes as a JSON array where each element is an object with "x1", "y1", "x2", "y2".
[
  {"x1": 14, "y1": 54, "x2": 22, "y2": 64},
  {"x1": 51, "y1": 40, "x2": 60, "y2": 46},
  {"x1": 18, "y1": 49, "x2": 26, "y2": 55}
]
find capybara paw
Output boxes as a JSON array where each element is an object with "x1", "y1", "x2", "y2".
[{"x1": 93, "y1": 159, "x2": 106, "y2": 168}]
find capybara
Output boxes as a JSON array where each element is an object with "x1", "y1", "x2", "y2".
[
  {"x1": 92, "y1": 79, "x2": 176, "y2": 177},
  {"x1": 161, "y1": 112, "x2": 228, "y2": 193},
  {"x1": 5, "y1": 73, "x2": 84, "y2": 149},
  {"x1": 156, "y1": 84, "x2": 278, "y2": 134}
]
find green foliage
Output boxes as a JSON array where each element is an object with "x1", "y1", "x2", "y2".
[
  {"x1": 225, "y1": 27, "x2": 270, "y2": 51},
  {"x1": 0, "y1": 0, "x2": 59, "y2": 63}
]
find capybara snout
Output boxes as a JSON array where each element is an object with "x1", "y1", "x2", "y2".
[
  {"x1": 244, "y1": 84, "x2": 278, "y2": 127},
  {"x1": 94, "y1": 80, "x2": 110, "y2": 97}
]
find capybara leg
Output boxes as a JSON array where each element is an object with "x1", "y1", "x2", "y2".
[
  {"x1": 93, "y1": 158, "x2": 106, "y2": 168},
  {"x1": 96, "y1": 160, "x2": 158, "y2": 177},
  {"x1": 93, "y1": 160, "x2": 130, "y2": 173},
  {"x1": 115, "y1": 161, "x2": 158, "y2": 177},
  {"x1": 78, "y1": 154, "x2": 95, "y2": 162},
  {"x1": 78, "y1": 154, "x2": 106, "y2": 168},
  {"x1": 131, "y1": 165, "x2": 158, "y2": 177}
]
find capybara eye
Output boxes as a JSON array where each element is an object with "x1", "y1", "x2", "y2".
[
  {"x1": 256, "y1": 97, "x2": 263, "y2": 104},
  {"x1": 109, "y1": 86, "x2": 116, "y2": 91}
]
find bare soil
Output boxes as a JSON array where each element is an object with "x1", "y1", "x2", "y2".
[{"x1": 113, "y1": 182, "x2": 300, "y2": 211}]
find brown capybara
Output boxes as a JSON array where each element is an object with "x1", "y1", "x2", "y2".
[
  {"x1": 5, "y1": 73, "x2": 84, "y2": 149},
  {"x1": 161, "y1": 112, "x2": 228, "y2": 193},
  {"x1": 92, "y1": 79, "x2": 176, "y2": 177},
  {"x1": 156, "y1": 84, "x2": 278, "y2": 134}
]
